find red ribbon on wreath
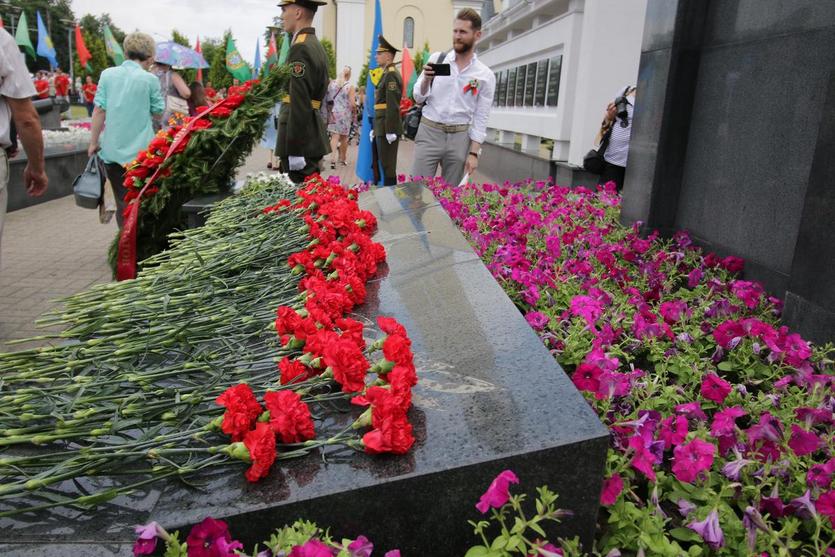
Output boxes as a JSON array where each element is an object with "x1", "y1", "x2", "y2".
[{"x1": 115, "y1": 101, "x2": 224, "y2": 281}]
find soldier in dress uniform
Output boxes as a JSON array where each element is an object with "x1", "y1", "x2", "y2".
[
  {"x1": 372, "y1": 35, "x2": 403, "y2": 186},
  {"x1": 275, "y1": 0, "x2": 331, "y2": 184}
]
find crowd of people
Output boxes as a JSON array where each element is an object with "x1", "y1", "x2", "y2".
[{"x1": 1, "y1": 0, "x2": 634, "y2": 269}]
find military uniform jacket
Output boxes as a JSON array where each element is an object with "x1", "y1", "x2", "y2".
[
  {"x1": 276, "y1": 28, "x2": 331, "y2": 159},
  {"x1": 373, "y1": 65, "x2": 403, "y2": 137}
]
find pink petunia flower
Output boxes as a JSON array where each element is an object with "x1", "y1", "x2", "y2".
[
  {"x1": 710, "y1": 406, "x2": 746, "y2": 437},
  {"x1": 788, "y1": 424, "x2": 821, "y2": 457},
  {"x1": 475, "y1": 470, "x2": 520, "y2": 514},
  {"x1": 672, "y1": 438, "x2": 715, "y2": 483},
  {"x1": 700, "y1": 373, "x2": 732, "y2": 404},
  {"x1": 600, "y1": 473, "x2": 624, "y2": 506},
  {"x1": 816, "y1": 490, "x2": 835, "y2": 527}
]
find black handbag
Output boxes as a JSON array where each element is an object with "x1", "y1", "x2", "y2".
[
  {"x1": 583, "y1": 126, "x2": 612, "y2": 175},
  {"x1": 403, "y1": 50, "x2": 448, "y2": 141}
]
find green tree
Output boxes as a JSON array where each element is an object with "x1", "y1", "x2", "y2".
[
  {"x1": 71, "y1": 14, "x2": 128, "y2": 83},
  {"x1": 207, "y1": 30, "x2": 234, "y2": 89},
  {"x1": 321, "y1": 38, "x2": 336, "y2": 79}
]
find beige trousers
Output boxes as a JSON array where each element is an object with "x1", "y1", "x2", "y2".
[{"x1": 410, "y1": 122, "x2": 470, "y2": 186}]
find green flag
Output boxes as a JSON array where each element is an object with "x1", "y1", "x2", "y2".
[
  {"x1": 15, "y1": 12, "x2": 35, "y2": 59},
  {"x1": 104, "y1": 25, "x2": 125, "y2": 65},
  {"x1": 277, "y1": 32, "x2": 290, "y2": 65},
  {"x1": 225, "y1": 37, "x2": 252, "y2": 82}
]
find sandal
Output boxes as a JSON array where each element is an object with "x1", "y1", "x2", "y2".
[
  {"x1": 267, "y1": 162, "x2": 273, "y2": 169},
  {"x1": 330, "y1": 161, "x2": 336, "y2": 169}
]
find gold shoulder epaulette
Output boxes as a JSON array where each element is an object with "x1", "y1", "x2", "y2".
[{"x1": 295, "y1": 34, "x2": 307, "y2": 45}]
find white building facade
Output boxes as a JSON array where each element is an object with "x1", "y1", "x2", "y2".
[{"x1": 478, "y1": 0, "x2": 647, "y2": 169}]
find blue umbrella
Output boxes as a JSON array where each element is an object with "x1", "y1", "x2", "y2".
[{"x1": 154, "y1": 41, "x2": 209, "y2": 69}]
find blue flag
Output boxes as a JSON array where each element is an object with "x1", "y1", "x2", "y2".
[
  {"x1": 36, "y1": 11, "x2": 58, "y2": 68},
  {"x1": 355, "y1": 0, "x2": 384, "y2": 184},
  {"x1": 253, "y1": 39, "x2": 261, "y2": 75}
]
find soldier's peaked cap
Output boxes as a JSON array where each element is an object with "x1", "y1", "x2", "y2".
[
  {"x1": 376, "y1": 35, "x2": 400, "y2": 54},
  {"x1": 277, "y1": 0, "x2": 328, "y2": 10}
]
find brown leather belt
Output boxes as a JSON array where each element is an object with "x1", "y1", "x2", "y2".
[
  {"x1": 281, "y1": 95, "x2": 322, "y2": 109},
  {"x1": 421, "y1": 117, "x2": 468, "y2": 133}
]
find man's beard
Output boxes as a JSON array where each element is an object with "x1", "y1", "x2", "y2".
[{"x1": 453, "y1": 40, "x2": 474, "y2": 53}]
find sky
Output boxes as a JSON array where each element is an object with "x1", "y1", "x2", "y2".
[{"x1": 71, "y1": 0, "x2": 280, "y2": 65}]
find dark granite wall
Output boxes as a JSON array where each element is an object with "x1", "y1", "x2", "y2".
[{"x1": 622, "y1": 0, "x2": 835, "y2": 344}]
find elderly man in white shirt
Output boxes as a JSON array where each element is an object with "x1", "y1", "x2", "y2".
[
  {"x1": 412, "y1": 8, "x2": 495, "y2": 186},
  {"x1": 0, "y1": 28, "x2": 48, "y2": 268}
]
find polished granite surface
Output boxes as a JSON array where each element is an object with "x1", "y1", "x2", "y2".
[{"x1": 1, "y1": 183, "x2": 608, "y2": 555}]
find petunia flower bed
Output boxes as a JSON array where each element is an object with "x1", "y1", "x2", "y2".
[{"x1": 429, "y1": 178, "x2": 835, "y2": 555}]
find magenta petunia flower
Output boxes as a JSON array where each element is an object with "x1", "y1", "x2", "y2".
[
  {"x1": 289, "y1": 539, "x2": 336, "y2": 557},
  {"x1": 672, "y1": 438, "x2": 715, "y2": 483},
  {"x1": 788, "y1": 424, "x2": 821, "y2": 456},
  {"x1": 187, "y1": 518, "x2": 235, "y2": 557},
  {"x1": 571, "y1": 363, "x2": 602, "y2": 393},
  {"x1": 475, "y1": 470, "x2": 519, "y2": 514},
  {"x1": 628, "y1": 435, "x2": 658, "y2": 481},
  {"x1": 710, "y1": 406, "x2": 746, "y2": 437},
  {"x1": 700, "y1": 373, "x2": 732, "y2": 404},
  {"x1": 658, "y1": 415, "x2": 688, "y2": 450},
  {"x1": 600, "y1": 473, "x2": 624, "y2": 506},
  {"x1": 816, "y1": 490, "x2": 835, "y2": 527},
  {"x1": 525, "y1": 311, "x2": 549, "y2": 331},
  {"x1": 347, "y1": 535, "x2": 373, "y2": 557},
  {"x1": 688, "y1": 508, "x2": 724, "y2": 549},
  {"x1": 675, "y1": 402, "x2": 708, "y2": 422},
  {"x1": 746, "y1": 413, "x2": 784, "y2": 444},
  {"x1": 788, "y1": 489, "x2": 816, "y2": 520},
  {"x1": 731, "y1": 280, "x2": 764, "y2": 309},
  {"x1": 133, "y1": 522, "x2": 164, "y2": 556},
  {"x1": 659, "y1": 300, "x2": 688, "y2": 324},
  {"x1": 569, "y1": 295, "x2": 605, "y2": 328}
]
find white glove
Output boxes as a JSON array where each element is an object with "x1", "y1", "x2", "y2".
[
  {"x1": 288, "y1": 156, "x2": 306, "y2": 171},
  {"x1": 369, "y1": 130, "x2": 375, "y2": 141},
  {"x1": 386, "y1": 133, "x2": 397, "y2": 144}
]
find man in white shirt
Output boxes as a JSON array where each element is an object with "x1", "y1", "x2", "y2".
[
  {"x1": 0, "y1": 28, "x2": 48, "y2": 268},
  {"x1": 411, "y1": 8, "x2": 495, "y2": 186}
]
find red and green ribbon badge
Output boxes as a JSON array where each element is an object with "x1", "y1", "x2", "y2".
[{"x1": 464, "y1": 79, "x2": 479, "y2": 96}]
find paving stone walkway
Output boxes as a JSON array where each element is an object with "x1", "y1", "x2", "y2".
[{"x1": 0, "y1": 140, "x2": 493, "y2": 349}]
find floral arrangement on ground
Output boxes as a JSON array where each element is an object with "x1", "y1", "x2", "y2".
[
  {"x1": 429, "y1": 178, "x2": 834, "y2": 556},
  {"x1": 0, "y1": 173, "x2": 417, "y2": 517}
]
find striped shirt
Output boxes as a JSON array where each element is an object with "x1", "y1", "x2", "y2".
[{"x1": 604, "y1": 92, "x2": 635, "y2": 167}]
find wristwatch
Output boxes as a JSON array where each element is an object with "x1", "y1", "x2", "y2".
[{"x1": 469, "y1": 148, "x2": 482, "y2": 158}]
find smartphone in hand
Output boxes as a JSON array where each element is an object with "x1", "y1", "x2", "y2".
[{"x1": 428, "y1": 63, "x2": 451, "y2": 76}]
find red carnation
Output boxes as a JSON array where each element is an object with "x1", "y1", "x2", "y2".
[
  {"x1": 223, "y1": 94, "x2": 247, "y2": 109},
  {"x1": 383, "y1": 334, "x2": 413, "y2": 367},
  {"x1": 215, "y1": 383, "x2": 263, "y2": 442},
  {"x1": 324, "y1": 338, "x2": 369, "y2": 393},
  {"x1": 363, "y1": 413, "x2": 414, "y2": 455},
  {"x1": 243, "y1": 422, "x2": 277, "y2": 482},
  {"x1": 264, "y1": 390, "x2": 316, "y2": 444},
  {"x1": 336, "y1": 317, "x2": 366, "y2": 350},
  {"x1": 211, "y1": 106, "x2": 233, "y2": 118},
  {"x1": 278, "y1": 356, "x2": 312, "y2": 386},
  {"x1": 377, "y1": 316, "x2": 407, "y2": 337}
]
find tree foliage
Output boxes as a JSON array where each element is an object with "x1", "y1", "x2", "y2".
[
  {"x1": 321, "y1": 38, "x2": 336, "y2": 80},
  {"x1": 2, "y1": 0, "x2": 74, "y2": 73}
]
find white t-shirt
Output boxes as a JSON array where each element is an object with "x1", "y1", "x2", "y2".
[
  {"x1": 0, "y1": 29, "x2": 37, "y2": 149},
  {"x1": 604, "y1": 88, "x2": 635, "y2": 168}
]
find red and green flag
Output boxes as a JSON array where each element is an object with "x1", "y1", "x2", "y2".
[
  {"x1": 401, "y1": 44, "x2": 416, "y2": 99},
  {"x1": 75, "y1": 25, "x2": 92, "y2": 71},
  {"x1": 195, "y1": 36, "x2": 203, "y2": 83}
]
